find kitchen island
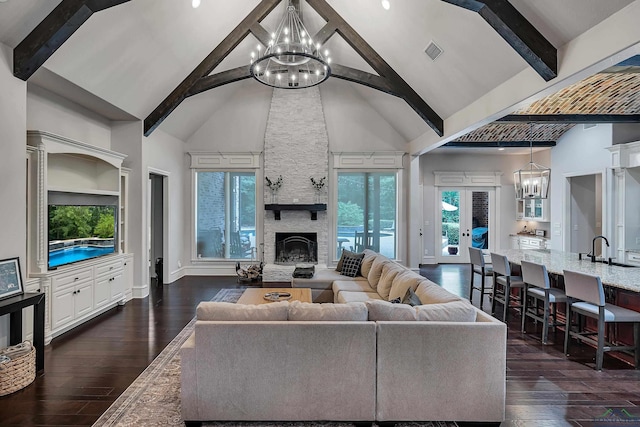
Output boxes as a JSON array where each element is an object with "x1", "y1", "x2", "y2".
[{"x1": 493, "y1": 249, "x2": 640, "y2": 293}]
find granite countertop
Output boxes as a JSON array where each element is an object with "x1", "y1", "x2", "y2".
[{"x1": 494, "y1": 249, "x2": 640, "y2": 293}]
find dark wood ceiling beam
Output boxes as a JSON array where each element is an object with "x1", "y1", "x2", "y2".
[
  {"x1": 498, "y1": 114, "x2": 640, "y2": 123},
  {"x1": 442, "y1": 0, "x2": 557, "y2": 81},
  {"x1": 144, "y1": 0, "x2": 281, "y2": 136},
  {"x1": 312, "y1": 21, "x2": 339, "y2": 46},
  {"x1": 306, "y1": 0, "x2": 444, "y2": 136},
  {"x1": 13, "y1": 0, "x2": 131, "y2": 80},
  {"x1": 331, "y1": 64, "x2": 395, "y2": 94},
  {"x1": 188, "y1": 67, "x2": 252, "y2": 97},
  {"x1": 249, "y1": 22, "x2": 271, "y2": 46},
  {"x1": 445, "y1": 141, "x2": 556, "y2": 148}
]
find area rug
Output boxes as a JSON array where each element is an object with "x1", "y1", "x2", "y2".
[{"x1": 93, "y1": 288, "x2": 457, "y2": 427}]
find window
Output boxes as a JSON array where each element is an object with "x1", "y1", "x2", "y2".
[
  {"x1": 195, "y1": 171, "x2": 256, "y2": 259},
  {"x1": 336, "y1": 172, "x2": 397, "y2": 259}
]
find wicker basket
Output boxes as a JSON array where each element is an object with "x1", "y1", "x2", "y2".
[{"x1": 0, "y1": 344, "x2": 36, "y2": 396}]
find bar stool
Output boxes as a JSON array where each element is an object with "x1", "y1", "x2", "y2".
[
  {"x1": 468, "y1": 247, "x2": 493, "y2": 310},
  {"x1": 490, "y1": 252, "x2": 525, "y2": 323},
  {"x1": 563, "y1": 269, "x2": 640, "y2": 371},
  {"x1": 520, "y1": 260, "x2": 567, "y2": 344}
]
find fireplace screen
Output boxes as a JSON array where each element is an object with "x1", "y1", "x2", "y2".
[{"x1": 275, "y1": 233, "x2": 318, "y2": 264}]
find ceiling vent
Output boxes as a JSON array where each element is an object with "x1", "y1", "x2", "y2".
[{"x1": 425, "y1": 41, "x2": 443, "y2": 61}]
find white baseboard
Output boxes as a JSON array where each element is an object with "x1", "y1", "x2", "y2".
[
  {"x1": 183, "y1": 264, "x2": 237, "y2": 276},
  {"x1": 168, "y1": 267, "x2": 186, "y2": 283},
  {"x1": 421, "y1": 256, "x2": 437, "y2": 265}
]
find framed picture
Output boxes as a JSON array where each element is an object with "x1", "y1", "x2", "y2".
[{"x1": 0, "y1": 257, "x2": 24, "y2": 300}]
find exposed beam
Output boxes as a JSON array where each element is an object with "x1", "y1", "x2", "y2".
[
  {"x1": 188, "y1": 67, "x2": 252, "y2": 97},
  {"x1": 442, "y1": 0, "x2": 557, "y2": 81},
  {"x1": 307, "y1": 0, "x2": 444, "y2": 136},
  {"x1": 444, "y1": 141, "x2": 556, "y2": 148},
  {"x1": 249, "y1": 23, "x2": 271, "y2": 46},
  {"x1": 498, "y1": 114, "x2": 640, "y2": 123},
  {"x1": 144, "y1": 0, "x2": 281, "y2": 136},
  {"x1": 13, "y1": 0, "x2": 131, "y2": 80},
  {"x1": 312, "y1": 21, "x2": 339, "y2": 46},
  {"x1": 331, "y1": 65, "x2": 396, "y2": 95}
]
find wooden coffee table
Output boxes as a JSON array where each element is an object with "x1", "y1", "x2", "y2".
[{"x1": 236, "y1": 288, "x2": 312, "y2": 305}]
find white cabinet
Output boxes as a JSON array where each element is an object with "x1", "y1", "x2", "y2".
[
  {"x1": 510, "y1": 236, "x2": 520, "y2": 249},
  {"x1": 123, "y1": 254, "x2": 134, "y2": 303},
  {"x1": 627, "y1": 252, "x2": 640, "y2": 266},
  {"x1": 511, "y1": 235, "x2": 548, "y2": 250},
  {"x1": 50, "y1": 266, "x2": 94, "y2": 331},
  {"x1": 516, "y1": 198, "x2": 549, "y2": 221}
]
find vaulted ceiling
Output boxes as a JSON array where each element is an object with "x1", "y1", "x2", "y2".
[{"x1": 1, "y1": 0, "x2": 638, "y2": 155}]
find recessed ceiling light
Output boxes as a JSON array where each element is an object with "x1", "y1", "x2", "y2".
[
  {"x1": 381, "y1": 0, "x2": 390, "y2": 10},
  {"x1": 192, "y1": 0, "x2": 200, "y2": 8},
  {"x1": 498, "y1": 147, "x2": 505, "y2": 151}
]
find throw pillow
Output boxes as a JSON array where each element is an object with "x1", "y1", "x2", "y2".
[
  {"x1": 336, "y1": 249, "x2": 363, "y2": 272},
  {"x1": 415, "y1": 300, "x2": 477, "y2": 322},
  {"x1": 288, "y1": 300, "x2": 368, "y2": 321},
  {"x1": 196, "y1": 301, "x2": 289, "y2": 321},
  {"x1": 360, "y1": 249, "x2": 377, "y2": 278},
  {"x1": 365, "y1": 300, "x2": 417, "y2": 321},
  {"x1": 415, "y1": 280, "x2": 462, "y2": 304},
  {"x1": 367, "y1": 255, "x2": 391, "y2": 289},
  {"x1": 402, "y1": 287, "x2": 422, "y2": 306},
  {"x1": 389, "y1": 297, "x2": 402, "y2": 304},
  {"x1": 341, "y1": 253, "x2": 364, "y2": 277}
]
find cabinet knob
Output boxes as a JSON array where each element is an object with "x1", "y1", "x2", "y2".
[
  {"x1": 73, "y1": 290, "x2": 76, "y2": 295},
  {"x1": 74, "y1": 277, "x2": 79, "y2": 281},
  {"x1": 77, "y1": 289, "x2": 80, "y2": 293}
]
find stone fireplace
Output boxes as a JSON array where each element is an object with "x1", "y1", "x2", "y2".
[{"x1": 263, "y1": 86, "x2": 329, "y2": 269}]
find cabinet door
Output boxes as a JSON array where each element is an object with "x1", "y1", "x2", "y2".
[
  {"x1": 510, "y1": 236, "x2": 520, "y2": 249},
  {"x1": 123, "y1": 256, "x2": 133, "y2": 301},
  {"x1": 51, "y1": 288, "x2": 75, "y2": 330},
  {"x1": 74, "y1": 282, "x2": 94, "y2": 318},
  {"x1": 110, "y1": 272, "x2": 124, "y2": 302},
  {"x1": 94, "y1": 275, "x2": 112, "y2": 309}
]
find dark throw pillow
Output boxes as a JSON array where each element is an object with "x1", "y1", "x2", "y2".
[
  {"x1": 402, "y1": 287, "x2": 423, "y2": 306},
  {"x1": 336, "y1": 249, "x2": 362, "y2": 272},
  {"x1": 390, "y1": 297, "x2": 402, "y2": 304},
  {"x1": 340, "y1": 253, "x2": 364, "y2": 277}
]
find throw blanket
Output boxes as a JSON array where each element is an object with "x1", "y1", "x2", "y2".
[{"x1": 293, "y1": 266, "x2": 315, "y2": 279}]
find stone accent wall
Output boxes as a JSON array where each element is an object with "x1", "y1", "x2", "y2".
[{"x1": 263, "y1": 87, "x2": 329, "y2": 264}]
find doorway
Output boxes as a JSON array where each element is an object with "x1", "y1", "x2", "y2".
[
  {"x1": 569, "y1": 173, "x2": 603, "y2": 256},
  {"x1": 436, "y1": 188, "x2": 494, "y2": 264},
  {"x1": 149, "y1": 173, "x2": 165, "y2": 285}
]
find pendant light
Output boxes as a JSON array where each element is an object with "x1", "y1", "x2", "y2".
[{"x1": 514, "y1": 123, "x2": 550, "y2": 199}]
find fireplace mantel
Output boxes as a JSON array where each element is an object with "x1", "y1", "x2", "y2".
[{"x1": 265, "y1": 204, "x2": 327, "y2": 220}]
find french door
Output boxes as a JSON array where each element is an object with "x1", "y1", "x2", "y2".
[{"x1": 436, "y1": 187, "x2": 494, "y2": 264}]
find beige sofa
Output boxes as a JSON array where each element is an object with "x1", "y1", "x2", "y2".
[{"x1": 181, "y1": 265, "x2": 507, "y2": 425}]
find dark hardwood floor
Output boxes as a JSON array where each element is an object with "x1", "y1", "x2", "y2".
[{"x1": 2, "y1": 266, "x2": 640, "y2": 426}]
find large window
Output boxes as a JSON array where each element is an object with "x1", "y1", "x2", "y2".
[
  {"x1": 195, "y1": 171, "x2": 256, "y2": 259},
  {"x1": 336, "y1": 172, "x2": 397, "y2": 259}
]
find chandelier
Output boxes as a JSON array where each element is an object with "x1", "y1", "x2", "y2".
[
  {"x1": 514, "y1": 123, "x2": 551, "y2": 199},
  {"x1": 249, "y1": 0, "x2": 332, "y2": 89}
]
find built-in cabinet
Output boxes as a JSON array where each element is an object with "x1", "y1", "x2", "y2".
[
  {"x1": 26, "y1": 131, "x2": 132, "y2": 343},
  {"x1": 510, "y1": 234, "x2": 548, "y2": 249},
  {"x1": 608, "y1": 141, "x2": 640, "y2": 265},
  {"x1": 516, "y1": 198, "x2": 550, "y2": 221}
]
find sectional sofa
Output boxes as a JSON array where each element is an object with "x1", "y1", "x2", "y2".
[{"x1": 180, "y1": 250, "x2": 507, "y2": 425}]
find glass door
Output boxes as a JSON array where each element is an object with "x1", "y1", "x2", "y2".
[{"x1": 437, "y1": 188, "x2": 493, "y2": 264}]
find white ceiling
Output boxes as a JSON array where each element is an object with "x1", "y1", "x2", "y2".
[{"x1": 0, "y1": 0, "x2": 636, "y2": 145}]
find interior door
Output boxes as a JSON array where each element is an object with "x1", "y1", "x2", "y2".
[{"x1": 437, "y1": 188, "x2": 493, "y2": 264}]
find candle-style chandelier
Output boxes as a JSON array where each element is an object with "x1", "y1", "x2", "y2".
[{"x1": 249, "y1": 0, "x2": 332, "y2": 89}]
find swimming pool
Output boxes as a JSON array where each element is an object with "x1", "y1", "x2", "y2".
[{"x1": 49, "y1": 246, "x2": 115, "y2": 268}]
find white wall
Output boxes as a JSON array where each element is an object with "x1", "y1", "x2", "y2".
[
  {"x1": 549, "y1": 124, "x2": 613, "y2": 251},
  {"x1": 0, "y1": 42, "x2": 27, "y2": 348},
  {"x1": 187, "y1": 83, "x2": 272, "y2": 151},
  {"x1": 143, "y1": 129, "x2": 185, "y2": 283},
  {"x1": 419, "y1": 151, "x2": 551, "y2": 259},
  {"x1": 27, "y1": 84, "x2": 111, "y2": 149},
  {"x1": 612, "y1": 123, "x2": 640, "y2": 145},
  {"x1": 321, "y1": 79, "x2": 407, "y2": 152}
]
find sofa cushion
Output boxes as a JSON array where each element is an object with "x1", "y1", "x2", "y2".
[
  {"x1": 196, "y1": 301, "x2": 289, "y2": 321},
  {"x1": 415, "y1": 280, "x2": 463, "y2": 304},
  {"x1": 415, "y1": 300, "x2": 477, "y2": 322},
  {"x1": 388, "y1": 270, "x2": 423, "y2": 302},
  {"x1": 293, "y1": 268, "x2": 367, "y2": 290},
  {"x1": 377, "y1": 263, "x2": 405, "y2": 300},
  {"x1": 360, "y1": 249, "x2": 378, "y2": 278},
  {"x1": 365, "y1": 300, "x2": 417, "y2": 321},
  {"x1": 333, "y1": 280, "x2": 376, "y2": 294},
  {"x1": 337, "y1": 291, "x2": 383, "y2": 304},
  {"x1": 341, "y1": 252, "x2": 364, "y2": 277},
  {"x1": 336, "y1": 249, "x2": 360, "y2": 272},
  {"x1": 288, "y1": 300, "x2": 368, "y2": 321},
  {"x1": 367, "y1": 255, "x2": 391, "y2": 289}
]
